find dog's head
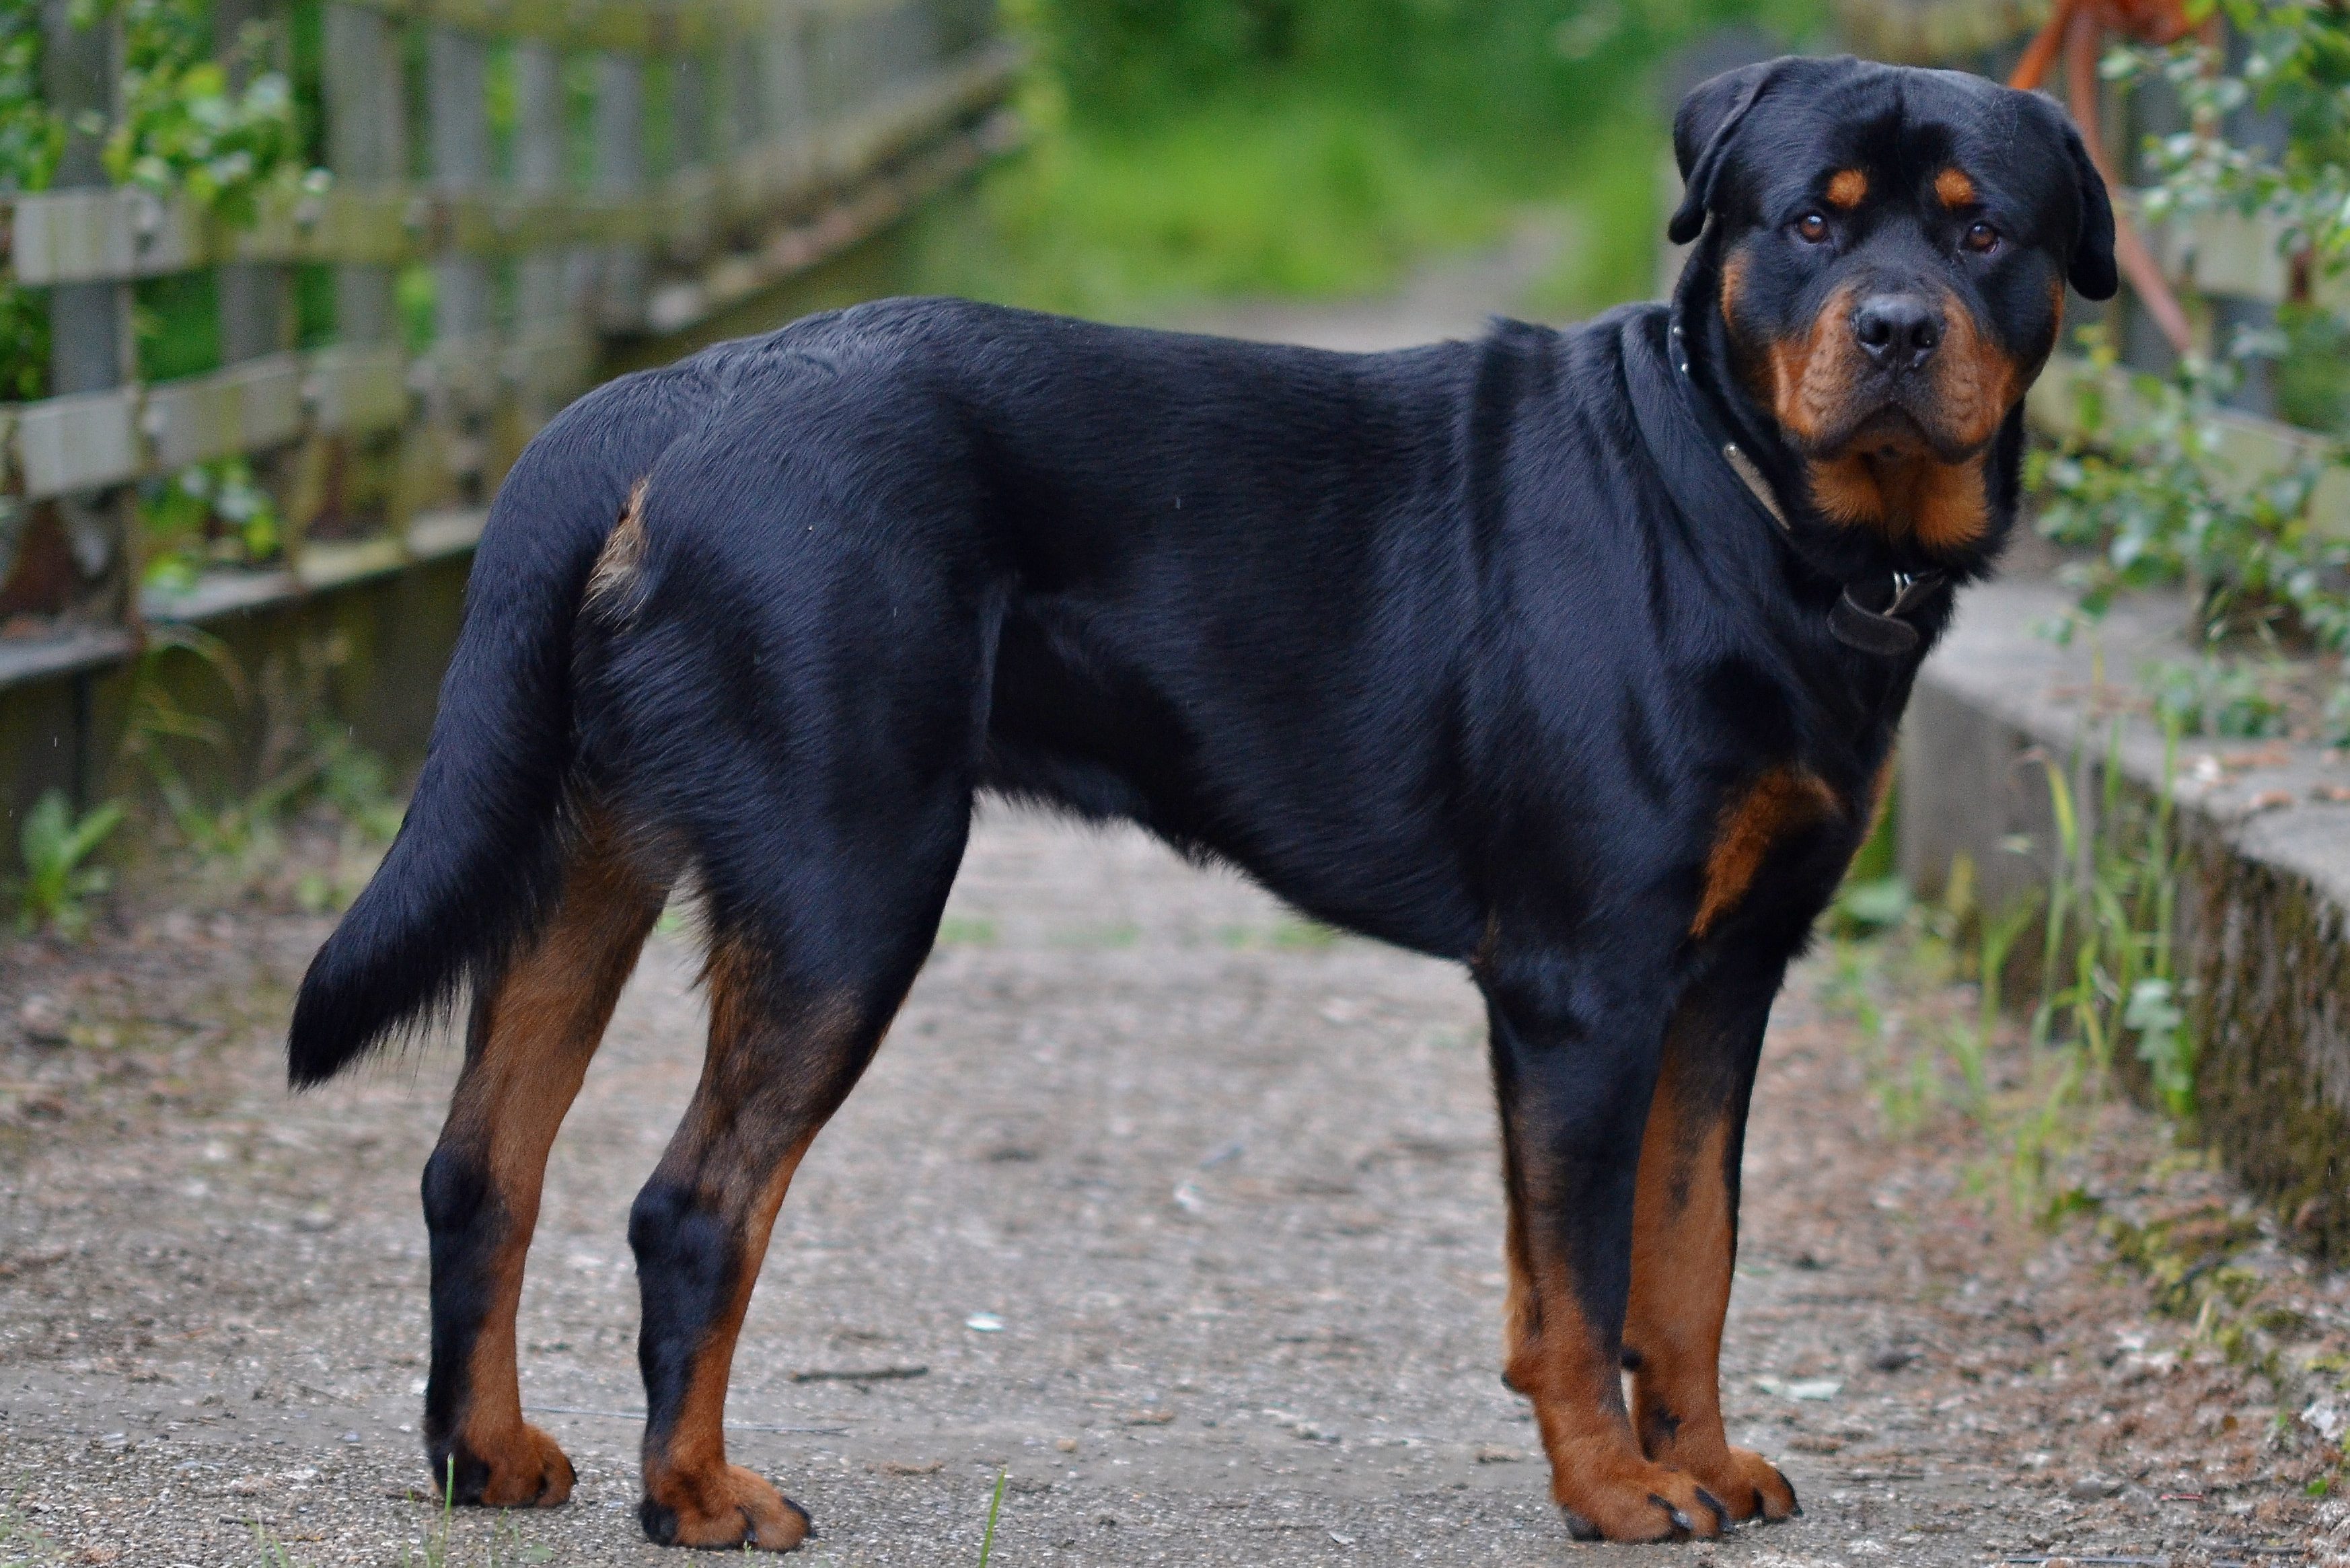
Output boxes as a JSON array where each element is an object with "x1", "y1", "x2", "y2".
[{"x1": 1670, "y1": 57, "x2": 2115, "y2": 562}]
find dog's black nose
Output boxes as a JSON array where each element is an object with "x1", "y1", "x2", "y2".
[{"x1": 1851, "y1": 295, "x2": 1943, "y2": 371}]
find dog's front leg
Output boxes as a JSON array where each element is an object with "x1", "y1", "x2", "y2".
[
  {"x1": 1623, "y1": 948, "x2": 1800, "y2": 1524},
  {"x1": 1483, "y1": 959, "x2": 1729, "y2": 1542}
]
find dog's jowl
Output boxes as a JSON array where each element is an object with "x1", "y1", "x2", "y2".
[{"x1": 288, "y1": 54, "x2": 2114, "y2": 1547}]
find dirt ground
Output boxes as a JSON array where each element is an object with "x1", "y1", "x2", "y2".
[{"x1": 0, "y1": 802, "x2": 2339, "y2": 1568}]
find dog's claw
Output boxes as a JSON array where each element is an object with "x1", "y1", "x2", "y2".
[{"x1": 1695, "y1": 1487, "x2": 1730, "y2": 1530}]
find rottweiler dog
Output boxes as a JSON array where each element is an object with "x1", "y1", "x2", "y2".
[{"x1": 288, "y1": 54, "x2": 2114, "y2": 1548}]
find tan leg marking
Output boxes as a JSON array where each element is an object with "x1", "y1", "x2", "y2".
[
  {"x1": 430, "y1": 815, "x2": 663, "y2": 1506},
  {"x1": 1625, "y1": 1053, "x2": 1798, "y2": 1522}
]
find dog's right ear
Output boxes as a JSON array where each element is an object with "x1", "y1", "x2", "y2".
[{"x1": 1668, "y1": 58, "x2": 1794, "y2": 246}]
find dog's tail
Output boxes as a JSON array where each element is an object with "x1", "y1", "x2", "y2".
[{"x1": 286, "y1": 380, "x2": 686, "y2": 1088}]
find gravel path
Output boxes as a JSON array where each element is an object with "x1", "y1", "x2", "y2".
[{"x1": 0, "y1": 808, "x2": 2331, "y2": 1567}]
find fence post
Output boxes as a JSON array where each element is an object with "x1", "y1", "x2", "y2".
[
  {"x1": 38, "y1": 0, "x2": 131, "y2": 811},
  {"x1": 426, "y1": 27, "x2": 494, "y2": 346},
  {"x1": 593, "y1": 54, "x2": 647, "y2": 330},
  {"x1": 321, "y1": 4, "x2": 407, "y2": 349},
  {"x1": 514, "y1": 42, "x2": 566, "y2": 330},
  {"x1": 38, "y1": 0, "x2": 131, "y2": 650},
  {"x1": 214, "y1": 0, "x2": 294, "y2": 365}
]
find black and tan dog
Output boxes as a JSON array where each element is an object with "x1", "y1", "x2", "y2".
[{"x1": 287, "y1": 55, "x2": 2115, "y2": 1548}]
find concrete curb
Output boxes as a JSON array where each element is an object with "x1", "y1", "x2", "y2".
[{"x1": 1900, "y1": 576, "x2": 2350, "y2": 1262}]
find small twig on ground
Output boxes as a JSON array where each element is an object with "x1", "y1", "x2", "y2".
[{"x1": 788, "y1": 1364, "x2": 928, "y2": 1384}]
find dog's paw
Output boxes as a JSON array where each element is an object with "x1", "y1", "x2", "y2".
[
  {"x1": 1554, "y1": 1460, "x2": 1728, "y2": 1542},
  {"x1": 1687, "y1": 1446, "x2": 1798, "y2": 1523},
  {"x1": 640, "y1": 1463, "x2": 811, "y2": 1551},
  {"x1": 434, "y1": 1422, "x2": 575, "y2": 1508}
]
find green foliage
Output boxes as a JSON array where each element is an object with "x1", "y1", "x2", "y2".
[
  {"x1": 0, "y1": 0, "x2": 315, "y2": 403},
  {"x1": 2030, "y1": 328, "x2": 2346, "y2": 646},
  {"x1": 2141, "y1": 653, "x2": 2293, "y2": 737},
  {"x1": 1027, "y1": 0, "x2": 1819, "y2": 139},
  {"x1": 139, "y1": 455, "x2": 285, "y2": 589},
  {"x1": 0, "y1": 0, "x2": 59, "y2": 402},
  {"x1": 921, "y1": 0, "x2": 1826, "y2": 318},
  {"x1": 918, "y1": 91, "x2": 1518, "y2": 313},
  {"x1": 89, "y1": 0, "x2": 301, "y2": 223},
  {"x1": 1826, "y1": 722, "x2": 2191, "y2": 1220},
  {"x1": 2124, "y1": 0, "x2": 2350, "y2": 275},
  {"x1": 0, "y1": 0, "x2": 60, "y2": 195},
  {"x1": 2039, "y1": 3, "x2": 2350, "y2": 701},
  {"x1": 15, "y1": 789, "x2": 126, "y2": 938},
  {"x1": 978, "y1": 1468, "x2": 1007, "y2": 1567}
]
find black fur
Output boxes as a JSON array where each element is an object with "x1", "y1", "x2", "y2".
[
  {"x1": 418, "y1": 1146, "x2": 502, "y2": 1497},
  {"x1": 287, "y1": 54, "x2": 2113, "y2": 1543}
]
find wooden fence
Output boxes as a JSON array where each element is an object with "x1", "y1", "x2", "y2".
[{"x1": 0, "y1": 0, "x2": 1015, "y2": 696}]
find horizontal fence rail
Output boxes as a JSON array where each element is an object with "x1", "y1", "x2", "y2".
[{"x1": 0, "y1": 0, "x2": 1013, "y2": 693}]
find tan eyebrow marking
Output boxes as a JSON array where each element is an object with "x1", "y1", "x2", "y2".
[
  {"x1": 1936, "y1": 167, "x2": 1977, "y2": 209},
  {"x1": 1825, "y1": 169, "x2": 1868, "y2": 209}
]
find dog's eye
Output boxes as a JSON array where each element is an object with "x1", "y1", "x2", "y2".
[
  {"x1": 1794, "y1": 211, "x2": 1831, "y2": 245},
  {"x1": 1962, "y1": 221, "x2": 2000, "y2": 255}
]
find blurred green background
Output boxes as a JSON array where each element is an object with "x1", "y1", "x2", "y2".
[{"x1": 908, "y1": 0, "x2": 1832, "y2": 323}]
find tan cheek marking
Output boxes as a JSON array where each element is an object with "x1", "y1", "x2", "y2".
[
  {"x1": 1692, "y1": 768, "x2": 1839, "y2": 937},
  {"x1": 1927, "y1": 291, "x2": 2019, "y2": 453},
  {"x1": 1935, "y1": 166, "x2": 1977, "y2": 209},
  {"x1": 1765, "y1": 282, "x2": 1866, "y2": 446},
  {"x1": 1826, "y1": 169, "x2": 1867, "y2": 209}
]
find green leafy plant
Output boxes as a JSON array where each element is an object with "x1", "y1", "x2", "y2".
[
  {"x1": 139, "y1": 455, "x2": 286, "y2": 587},
  {"x1": 2036, "y1": 3, "x2": 2350, "y2": 711},
  {"x1": 2141, "y1": 654, "x2": 2294, "y2": 737},
  {"x1": 978, "y1": 1466, "x2": 1006, "y2": 1567},
  {"x1": 2030, "y1": 327, "x2": 2346, "y2": 653},
  {"x1": 1825, "y1": 722, "x2": 2191, "y2": 1221},
  {"x1": 85, "y1": 0, "x2": 302, "y2": 223},
  {"x1": 15, "y1": 789, "x2": 126, "y2": 937}
]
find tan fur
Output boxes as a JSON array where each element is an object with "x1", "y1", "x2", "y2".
[
  {"x1": 586, "y1": 478, "x2": 651, "y2": 618},
  {"x1": 1935, "y1": 165, "x2": 1977, "y2": 209},
  {"x1": 1691, "y1": 768, "x2": 1838, "y2": 938},
  {"x1": 634, "y1": 946, "x2": 891, "y2": 1551},
  {"x1": 1806, "y1": 450, "x2": 1989, "y2": 552},
  {"x1": 1763, "y1": 282, "x2": 1866, "y2": 448},
  {"x1": 431, "y1": 813, "x2": 666, "y2": 1505},
  {"x1": 1825, "y1": 169, "x2": 1868, "y2": 209},
  {"x1": 1498, "y1": 1228, "x2": 1731, "y2": 1538},
  {"x1": 1623, "y1": 1049, "x2": 1799, "y2": 1522}
]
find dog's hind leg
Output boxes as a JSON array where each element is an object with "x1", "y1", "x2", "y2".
[
  {"x1": 420, "y1": 813, "x2": 666, "y2": 1505},
  {"x1": 1623, "y1": 950, "x2": 1800, "y2": 1524},
  {"x1": 626, "y1": 915, "x2": 945, "y2": 1551},
  {"x1": 624, "y1": 764, "x2": 973, "y2": 1550}
]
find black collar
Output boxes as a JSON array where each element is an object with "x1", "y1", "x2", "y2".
[{"x1": 1622, "y1": 306, "x2": 1945, "y2": 659}]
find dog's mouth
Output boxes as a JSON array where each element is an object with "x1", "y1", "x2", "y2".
[{"x1": 1798, "y1": 391, "x2": 1989, "y2": 468}]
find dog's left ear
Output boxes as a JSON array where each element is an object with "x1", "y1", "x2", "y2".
[
  {"x1": 1668, "y1": 58, "x2": 1794, "y2": 246},
  {"x1": 2056, "y1": 116, "x2": 2118, "y2": 300}
]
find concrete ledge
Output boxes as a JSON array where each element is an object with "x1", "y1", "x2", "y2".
[{"x1": 1901, "y1": 575, "x2": 2350, "y2": 1260}]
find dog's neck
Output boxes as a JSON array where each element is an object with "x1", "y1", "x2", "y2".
[{"x1": 1669, "y1": 240, "x2": 2019, "y2": 591}]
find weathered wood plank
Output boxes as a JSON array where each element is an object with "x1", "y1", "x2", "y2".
[{"x1": 3, "y1": 43, "x2": 1021, "y2": 282}]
